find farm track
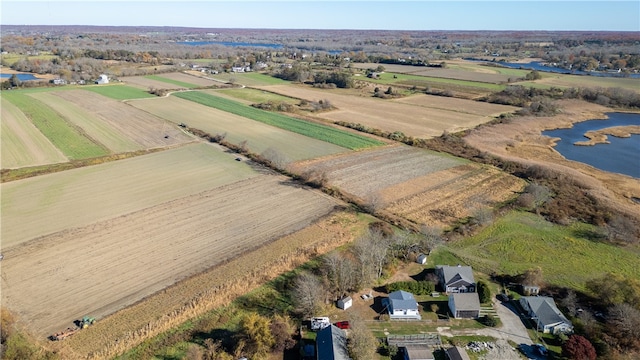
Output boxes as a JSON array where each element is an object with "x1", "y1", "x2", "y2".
[{"x1": 1, "y1": 174, "x2": 338, "y2": 339}]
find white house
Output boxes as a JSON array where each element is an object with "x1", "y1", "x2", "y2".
[
  {"x1": 383, "y1": 290, "x2": 421, "y2": 320},
  {"x1": 448, "y1": 293, "x2": 481, "y2": 319},
  {"x1": 436, "y1": 265, "x2": 476, "y2": 293},
  {"x1": 416, "y1": 254, "x2": 427, "y2": 265},
  {"x1": 95, "y1": 74, "x2": 109, "y2": 84},
  {"x1": 520, "y1": 296, "x2": 573, "y2": 334}
]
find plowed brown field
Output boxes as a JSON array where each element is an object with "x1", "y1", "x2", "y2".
[
  {"x1": 256, "y1": 84, "x2": 514, "y2": 137},
  {"x1": 290, "y1": 144, "x2": 525, "y2": 228},
  {"x1": 1, "y1": 174, "x2": 338, "y2": 339}
]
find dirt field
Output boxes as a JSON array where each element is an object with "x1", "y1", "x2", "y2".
[
  {"x1": 410, "y1": 68, "x2": 512, "y2": 84},
  {"x1": 129, "y1": 95, "x2": 349, "y2": 161},
  {"x1": 464, "y1": 100, "x2": 640, "y2": 214},
  {"x1": 392, "y1": 94, "x2": 517, "y2": 117},
  {"x1": 289, "y1": 144, "x2": 524, "y2": 228},
  {"x1": 28, "y1": 92, "x2": 144, "y2": 154},
  {"x1": 1, "y1": 171, "x2": 339, "y2": 341},
  {"x1": 52, "y1": 90, "x2": 194, "y2": 148},
  {"x1": 157, "y1": 72, "x2": 224, "y2": 87},
  {"x1": 120, "y1": 75, "x2": 178, "y2": 90},
  {"x1": 0, "y1": 97, "x2": 68, "y2": 168},
  {"x1": 256, "y1": 84, "x2": 512, "y2": 138},
  {"x1": 1, "y1": 143, "x2": 256, "y2": 248}
]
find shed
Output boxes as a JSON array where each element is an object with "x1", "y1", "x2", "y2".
[
  {"x1": 416, "y1": 254, "x2": 427, "y2": 265},
  {"x1": 448, "y1": 293, "x2": 480, "y2": 319},
  {"x1": 445, "y1": 346, "x2": 471, "y2": 360},
  {"x1": 95, "y1": 74, "x2": 109, "y2": 84},
  {"x1": 337, "y1": 296, "x2": 352, "y2": 310}
]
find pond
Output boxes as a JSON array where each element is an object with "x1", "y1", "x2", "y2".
[
  {"x1": 0, "y1": 73, "x2": 42, "y2": 81},
  {"x1": 542, "y1": 112, "x2": 640, "y2": 178},
  {"x1": 464, "y1": 58, "x2": 640, "y2": 79}
]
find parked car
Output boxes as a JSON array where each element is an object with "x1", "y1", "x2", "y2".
[
  {"x1": 334, "y1": 321, "x2": 350, "y2": 329},
  {"x1": 497, "y1": 293, "x2": 509, "y2": 302},
  {"x1": 535, "y1": 343, "x2": 548, "y2": 356}
]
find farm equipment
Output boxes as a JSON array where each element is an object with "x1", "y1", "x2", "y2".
[
  {"x1": 50, "y1": 327, "x2": 79, "y2": 341},
  {"x1": 77, "y1": 316, "x2": 96, "y2": 329}
]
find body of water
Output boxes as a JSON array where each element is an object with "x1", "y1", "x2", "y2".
[
  {"x1": 542, "y1": 112, "x2": 640, "y2": 178},
  {"x1": 178, "y1": 41, "x2": 283, "y2": 49},
  {"x1": 0, "y1": 73, "x2": 42, "y2": 81},
  {"x1": 465, "y1": 59, "x2": 640, "y2": 79}
]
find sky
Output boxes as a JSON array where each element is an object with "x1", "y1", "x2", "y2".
[{"x1": 1, "y1": 1, "x2": 639, "y2": 31}]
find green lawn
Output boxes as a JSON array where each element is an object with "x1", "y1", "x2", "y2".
[
  {"x1": 440, "y1": 211, "x2": 640, "y2": 292},
  {"x1": 174, "y1": 91, "x2": 384, "y2": 150},
  {"x1": 144, "y1": 75, "x2": 199, "y2": 89},
  {"x1": 85, "y1": 84, "x2": 156, "y2": 100},
  {"x1": 2, "y1": 93, "x2": 109, "y2": 160}
]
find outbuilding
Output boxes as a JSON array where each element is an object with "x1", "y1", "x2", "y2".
[
  {"x1": 336, "y1": 296, "x2": 352, "y2": 310},
  {"x1": 416, "y1": 254, "x2": 427, "y2": 265},
  {"x1": 95, "y1": 74, "x2": 109, "y2": 84}
]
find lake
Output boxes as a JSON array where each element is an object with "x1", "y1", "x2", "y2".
[
  {"x1": 542, "y1": 112, "x2": 640, "y2": 178},
  {"x1": 0, "y1": 73, "x2": 42, "y2": 81},
  {"x1": 465, "y1": 58, "x2": 640, "y2": 79},
  {"x1": 178, "y1": 41, "x2": 283, "y2": 49}
]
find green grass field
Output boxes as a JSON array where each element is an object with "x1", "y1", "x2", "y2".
[
  {"x1": 174, "y1": 91, "x2": 383, "y2": 150},
  {"x1": 85, "y1": 84, "x2": 156, "y2": 100},
  {"x1": 215, "y1": 87, "x2": 299, "y2": 104},
  {"x1": 144, "y1": 75, "x2": 200, "y2": 89},
  {"x1": 435, "y1": 211, "x2": 640, "y2": 292},
  {"x1": 2, "y1": 93, "x2": 109, "y2": 160},
  {"x1": 0, "y1": 52, "x2": 59, "y2": 65}
]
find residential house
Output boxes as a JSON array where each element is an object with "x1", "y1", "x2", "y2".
[
  {"x1": 383, "y1": 290, "x2": 421, "y2": 320},
  {"x1": 520, "y1": 296, "x2": 573, "y2": 334},
  {"x1": 436, "y1": 265, "x2": 476, "y2": 293},
  {"x1": 316, "y1": 325, "x2": 349, "y2": 360},
  {"x1": 95, "y1": 74, "x2": 109, "y2": 84},
  {"x1": 403, "y1": 346, "x2": 435, "y2": 360},
  {"x1": 50, "y1": 78, "x2": 66, "y2": 85},
  {"x1": 448, "y1": 293, "x2": 481, "y2": 319},
  {"x1": 445, "y1": 346, "x2": 471, "y2": 360}
]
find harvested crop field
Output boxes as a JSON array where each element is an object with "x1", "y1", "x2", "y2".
[
  {"x1": 1, "y1": 143, "x2": 254, "y2": 248},
  {"x1": 410, "y1": 68, "x2": 512, "y2": 84},
  {"x1": 122, "y1": 75, "x2": 184, "y2": 90},
  {"x1": 1, "y1": 172, "x2": 339, "y2": 339},
  {"x1": 29, "y1": 92, "x2": 144, "y2": 154},
  {"x1": 53, "y1": 90, "x2": 193, "y2": 148},
  {"x1": 392, "y1": 94, "x2": 518, "y2": 117},
  {"x1": 130, "y1": 95, "x2": 350, "y2": 161},
  {"x1": 256, "y1": 84, "x2": 506, "y2": 137},
  {"x1": 153, "y1": 72, "x2": 223, "y2": 87},
  {"x1": 290, "y1": 144, "x2": 525, "y2": 228},
  {"x1": 0, "y1": 97, "x2": 68, "y2": 169}
]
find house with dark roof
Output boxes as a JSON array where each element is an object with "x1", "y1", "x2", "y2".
[
  {"x1": 445, "y1": 346, "x2": 471, "y2": 360},
  {"x1": 448, "y1": 293, "x2": 481, "y2": 319},
  {"x1": 403, "y1": 346, "x2": 435, "y2": 360},
  {"x1": 436, "y1": 265, "x2": 476, "y2": 293},
  {"x1": 316, "y1": 324, "x2": 350, "y2": 360},
  {"x1": 382, "y1": 290, "x2": 422, "y2": 320},
  {"x1": 520, "y1": 296, "x2": 573, "y2": 334}
]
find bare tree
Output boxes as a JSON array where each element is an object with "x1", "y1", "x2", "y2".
[
  {"x1": 419, "y1": 225, "x2": 445, "y2": 254},
  {"x1": 260, "y1": 147, "x2": 291, "y2": 170},
  {"x1": 522, "y1": 267, "x2": 544, "y2": 287},
  {"x1": 606, "y1": 303, "x2": 640, "y2": 349},
  {"x1": 323, "y1": 252, "x2": 358, "y2": 298},
  {"x1": 562, "y1": 289, "x2": 578, "y2": 317},
  {"x1": 347, "y1": 315, "x2": 377, "y2": 360},
  {"x1": 291, "y1": 272, "x2": 324, "y2": 317},
  {"x1": 353, "y1": 228, "x2": 389, "y2": 281}
]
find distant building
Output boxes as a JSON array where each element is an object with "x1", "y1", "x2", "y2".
[
  {"x1": 403, "y1": 346, "x2": 435, "y2": 360},
  {"x1": 50, "y1": 78, "x2": 66, "y2": 85},
  {"x1": 336, "y1": 296, "x2": 352, "y2": 310},
  {"x1": 95, "y1": 74, "x2": 109, "y2": 84},
  {"x1": 445, "y1": 346, "x2": 471, "y2": 360}
]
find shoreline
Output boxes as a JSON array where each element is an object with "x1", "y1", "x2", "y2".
[{"x1": 574, "y1": 125, "x2": 640, "y2": 146}]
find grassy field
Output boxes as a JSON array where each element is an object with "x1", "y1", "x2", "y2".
[
  {"x1": 209, "y1": 72, "x2": 290, "y2": 86},
  {"x1": 0, "y1": 52, "x2": 58, "y2": 65},
  {"x1": 439, "y1": 211, "x2": 640, "y2": 292},
  {"x1": 212, "y1": 87, "x2": 299, "y2": 105},
  {"x1": 174, "y1": 91, "x2": 384, "y2": 150},
  {"x1": 85, "y1": 84, "x2": 156, "y2": 100},
  {"x1": 29, "y1": 92, "x2": 144, "y2": 153},
  {"x1": 357, "y1": 71, "x2": 506, "y2": 92},
  {"x1": 1, "y1": 96, "x2": 68, "y2": 168},
  {"x1": 2, "y1": 92, "x2": 109, "y2": 160},
  {"x1": 144, "y1": 75, "x2": 199, "y2": 89},
  {"x1": 518, "y1": 72, "x2": 640, "y2": 92}
]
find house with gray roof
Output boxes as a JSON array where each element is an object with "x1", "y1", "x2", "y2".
[
  {"x1": 383, "y1": 290, "x2": 422, "y2": 320},
  {"x1": 448, "y1": 293, "x2": 481, "y2": 319},
  {"x1": 520, "y1": 296, "x2": 573, "y2": 334},
  {"x1": 445, "y1": 346, "x2": 471, "y2": 360},
  {"x1": 316, "y1": 324, "x2": 349, "y2": 360},
  {"x1": 436, "y1": 265, "x2": 476, "y2": 293}
]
